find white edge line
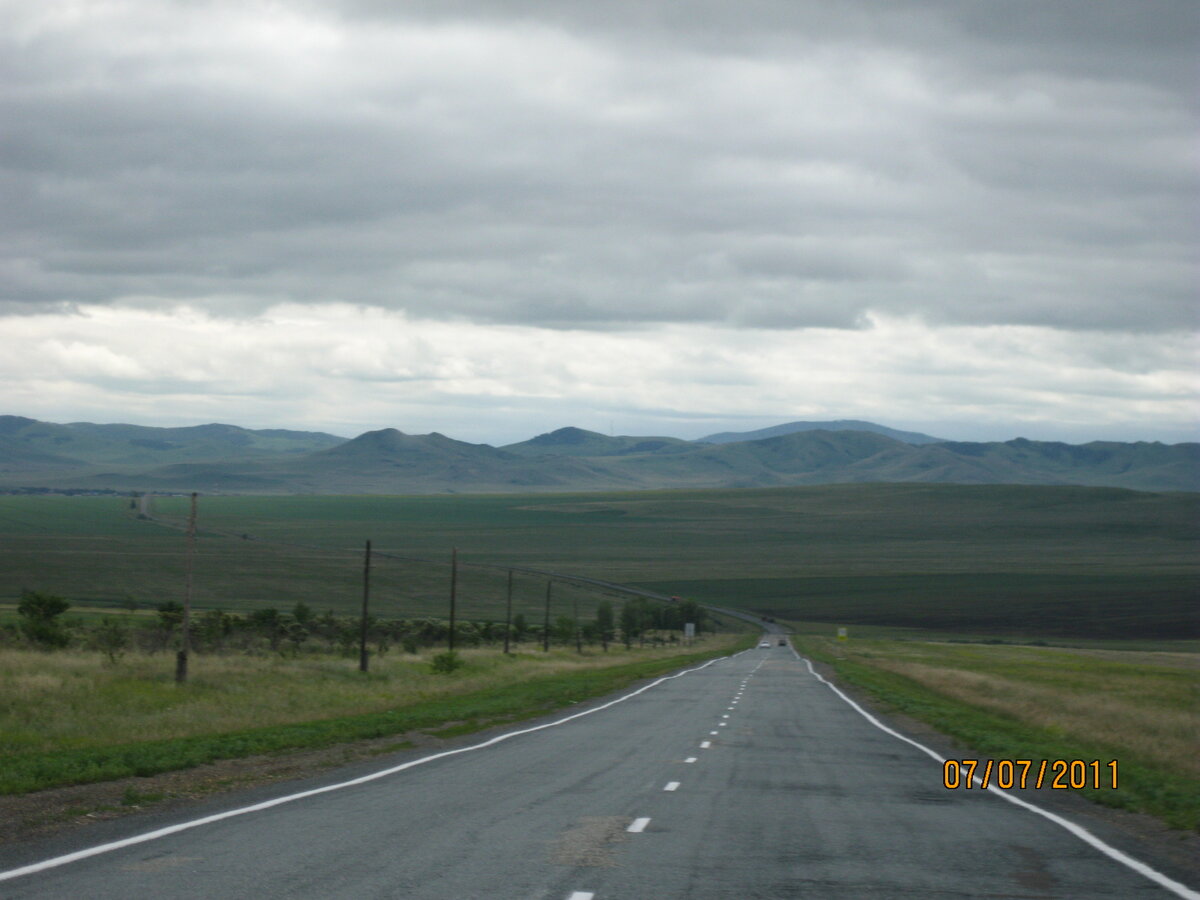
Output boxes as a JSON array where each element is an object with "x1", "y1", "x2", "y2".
[
  {"x1": 0, "y1": 655, "x2": 732, "y2": 884},
  {"x1": 793, "y1": 650, "x2": 1200, "y2": 900},
  {"x1": 627, "y1": 817, "x2": 651, "y2": 833}
]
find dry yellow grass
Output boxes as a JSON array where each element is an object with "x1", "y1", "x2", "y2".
[{"x1": 822, "y1": 640, "x2": 1199, "y2": 779}]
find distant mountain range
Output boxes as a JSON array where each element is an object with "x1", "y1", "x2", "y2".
[
  {"x1": 698, "y1": 420, "x2": 946, "y2": 445},
  {"x1": 1, "y1": 415, "x2": 1195, "y2": 494}
]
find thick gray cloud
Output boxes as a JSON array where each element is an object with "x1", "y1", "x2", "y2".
[{"x1": 1, "y1": 0, "x2": 1195, "y2": 332}]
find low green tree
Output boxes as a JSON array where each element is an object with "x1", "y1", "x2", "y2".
[
  {"x1": 198, "y1": 609, "x2": 233, "y2": 651},
  {"x1": 595, "y1": 600, "x2": 615, "y2": 651},
  {"x1": 553, "y1": 614, "x2": 576, "y2": 647},
  {"x1": 248, "y1": 607, "x2": 284, "y2": 651},
  {"x1": 620, "y1": 600, "x2": 649, "y2": 649},
  {"x1": 156, "y1": 601, "x2": 183, "y2": 630},
  {"x1": 18, "y1": 590, "x2": 71, "y2": 649},
  {"x1": 93, "y1": 617, "x2": 129, "y2": 663},
  {"x1": 284, "y1": 622, "x2": 309, "y2": 656}
]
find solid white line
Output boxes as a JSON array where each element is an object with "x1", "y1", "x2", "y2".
[
  {"x1": 627, "y1": 817, "x2": 651, "y2": 833},
  {"x1": 700, "y1": 741, "x2": 712, "y2": 749},
  {"x1": 663, "y1": 781, "x2": 680, "y2": 791},
  {"x1": 792, "y1": 651, "x2": 1200, "y2": 900},
  {"x1": 0, "y1": 655, "x2": 733, "y2": 885}
]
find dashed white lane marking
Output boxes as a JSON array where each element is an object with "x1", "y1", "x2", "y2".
[
  {"x1": 718, "y1": 722, "x2": 728, "y2": 727},
  {"x1": 567, "y1": 892, "x2": 595, "y2": 900},
  {"x1": 0, "y1": 656, "x2": 737, "y2": 886},
  {"x1": 710, "y1": 730, "x2": 719, "y2": 735},
  {"x1": 700, "y1": 741, "x2": 712, "y2": 749},
  {"x1": 722, "y1": 714, "x2": 730, "y2": 718},
  {"x1": 794, "y1": 651, "x2": 1200, "y2": 900},
  {"x1": 684, "y1": 757, "x2": 697, "y2": 763},
  {"x1": 627, "y1": 818, "x2": 651, "y2": 834},
  {"x1": 664, "y1": 781, "x2": 681, "y2": 792}
]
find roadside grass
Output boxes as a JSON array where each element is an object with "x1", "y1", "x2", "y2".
[
  {"x1": 782, "y1": 619, "x2": 1200, "y2": 653},
  {"x1": 795, "y1": 635, "x2": 1200, "y2": 830},
  {"x1": 0, "y1": 635, "x2": 751, "y2": 795}
]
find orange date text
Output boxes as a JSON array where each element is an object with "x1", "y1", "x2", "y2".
[{"x1": 942, "y1": 759, "x2": 1118, "y2": 790}]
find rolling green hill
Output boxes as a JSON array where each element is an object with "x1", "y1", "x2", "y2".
[
  {"x1": 698, "y1": 419, "x2": 946, "y2": 445},
  {"x1": 0, "y1": 416, "x2": 344, "y2": 469},
  {"x1": 1, "y1": 417, "x2": 1195, "y2": 494},
  {"x1": 502, "y1": 426, "x2": 693, "y2": 457}
]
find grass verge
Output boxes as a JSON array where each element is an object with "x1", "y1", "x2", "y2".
[
  {"x1": 0, "y1": 637, "x2": 752, "y2": 795},
  {"x1": 795, "y1": 635, "x2": 1199, "y2": 831}
]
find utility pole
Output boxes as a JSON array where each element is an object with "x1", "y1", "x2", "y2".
[
  {"x1": 573, "y1": 593, "x2": 582, "y2": 654},
  {"x1": 175, "y1": 492, "x2": 197, "y2": 684},
  {"x1": 503, "y1": 569, "x2": 514, "y2": 654},
  {"x1": 448, "y1": 547, "x2": 458, "y2": 654},
  {"x1": 542, "y1": 580, "x2": 552, "y2": 652},
  {"x1": 359, "y1": 540, "x2": 371, "y2": 673}
]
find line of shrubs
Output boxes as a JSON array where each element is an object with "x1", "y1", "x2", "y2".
[{"x1": 3, "y1": 591, "x2": 710, "y2": 661}]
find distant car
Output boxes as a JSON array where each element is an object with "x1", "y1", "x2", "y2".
[
  {"x1": 778, "y1": 639, "x2": 787, "y2": 646},
  {"x1": 758, "y1": 641, "x2": 771, "y2": 648}
]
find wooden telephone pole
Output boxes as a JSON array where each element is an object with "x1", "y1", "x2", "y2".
[
  {"x1": 542, "y1": 580, "x2": 552, "y2": 652},
  {"x1": 175, "y1": 492, "x2": 197, "y2": 684},
  {"x1": 359, "y1": 540, "x2": 371, "y2": 673},
  {"x1": 573, "y1": 594, "x2": 582, "y2": 654},
  {"x1": 448, "y1": 547, "x2": 458, "y2": 653},
  {"x1": 503, "y1": 569, "x2": 514, "y2": 654}
]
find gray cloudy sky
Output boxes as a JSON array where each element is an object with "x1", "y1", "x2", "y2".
[{"x1": 2, "y1": 0, "x2": 1196, "y2": 445}]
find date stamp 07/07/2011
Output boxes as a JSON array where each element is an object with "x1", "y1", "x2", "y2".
[{"x1": 942, "y1": 759, "x2": 1118, "y2": 791}]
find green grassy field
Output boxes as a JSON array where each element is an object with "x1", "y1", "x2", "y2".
[
  {"x1": 1, "y1": 484, "x2": 1195, "y2": 638},
  {"x1": 796, "y1": 635, "x2": 1200, "y2": 829}
]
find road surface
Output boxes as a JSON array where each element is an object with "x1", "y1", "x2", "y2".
[{"x1": 1, "y1": 642, "x2": 1195, "y2": 898}]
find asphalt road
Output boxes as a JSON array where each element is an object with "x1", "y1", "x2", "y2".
[{"x1": 1, "y1": 642, "x2": 1196, "y2": 899}]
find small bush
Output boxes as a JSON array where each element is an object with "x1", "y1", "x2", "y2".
[
  {"x1": 92, "y1": 618, "x2": 129, "y2": 664},
  {"x1": 430, "y1": 651, "x2": 463, "y2": 674}
]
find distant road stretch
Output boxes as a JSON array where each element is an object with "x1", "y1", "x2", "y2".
[{"x1": 2, "y1": 641, "x2": 1196, "y2": 899}]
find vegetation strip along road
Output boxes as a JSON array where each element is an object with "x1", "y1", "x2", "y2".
[{"x1": 0, "y1": 638, "x2": 752, "y2": 796}]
